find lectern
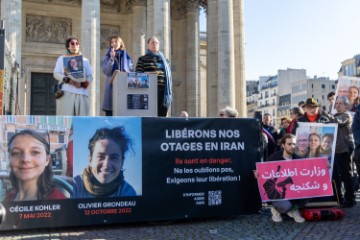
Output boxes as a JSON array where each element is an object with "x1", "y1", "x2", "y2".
[{"x1": 113, "y1": 72, "x2": 158, "y2": 116}]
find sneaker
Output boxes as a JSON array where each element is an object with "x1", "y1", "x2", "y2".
[
  {"x1": 287, "y1": 209, "x2": 305, "y2": 223},
  {"x1": 271, "y1": 207, "x2": 283, "y2": 222}
]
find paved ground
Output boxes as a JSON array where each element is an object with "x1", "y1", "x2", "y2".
[{"x1": 0, "y1": 191, "x2": 359, "y2": 240}]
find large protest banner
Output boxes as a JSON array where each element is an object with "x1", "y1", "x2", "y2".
[
  {"x1": 256, "y1": 158, "x2": 333, "y2": 202},
  {"x1": 0, "y1": 116, "x2": 262, "y2": 230}
]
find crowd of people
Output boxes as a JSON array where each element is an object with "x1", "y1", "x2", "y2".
[
  {"x1": 216, "y1": 87, "x2": 360, "y2": 223},
  {"x1": 251, "y1": 93, "x2": 360, "y2": 223}
]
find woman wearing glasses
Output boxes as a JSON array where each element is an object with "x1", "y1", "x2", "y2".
[
  {"x1": 4, "y1": 130, "x2": 67, "y2": 202},
  {"x1": 288, "y1": 107, "x2": 304, "y2": 134},
  {"x1": 53, "y1": 37, "x2": 93, "y2": 116}
]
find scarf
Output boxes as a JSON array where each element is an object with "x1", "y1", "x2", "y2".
[
  {"x1": 146, "y1": 49, "x2": 172, "y2": 107},
  {"x1": 262, "y1": 127, "x2": 275, "y2": 144},
  {"x1": 106, "y1": 47, "x2": 133, "y2": 76},
  {"x1": 66, "y1": 50, "x2": 81, "y2": 56},
  {"x1": 82, "y1": 166, "x2": 124, "y2": 196},
  {"x1": 306, "y1": 113, "x2": 318, "y2": 122}
]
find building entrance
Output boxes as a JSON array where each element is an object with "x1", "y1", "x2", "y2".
[{"x1": 30, "y1": 72, "x2": 57, "y2": 115}]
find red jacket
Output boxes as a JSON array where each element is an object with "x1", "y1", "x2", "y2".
[{"x1": 4, "y1": 188, "x2": 66, "y2": 202}]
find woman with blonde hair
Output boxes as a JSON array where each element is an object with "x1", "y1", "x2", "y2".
[
  {"x1": 308, "y1": 132, "x2": 321, "y2": 157},
  {"x1": 102, "y1": 36, "x2": 133, "y2": 116}
]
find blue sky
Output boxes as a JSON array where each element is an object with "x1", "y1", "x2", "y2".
[{"x1": 200, "y1": 0, "x2": 360, "y2": 80}]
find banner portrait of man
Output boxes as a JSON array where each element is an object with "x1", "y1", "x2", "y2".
[{"x1": 72, "y1": 117, "x2": 142, "y2": 199}]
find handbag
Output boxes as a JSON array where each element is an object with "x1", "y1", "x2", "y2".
[{"x1": 53, "y1": 82, "x2": 64, "y2": 99}]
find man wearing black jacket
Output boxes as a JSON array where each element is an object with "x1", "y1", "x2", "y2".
[
  {"x1": 292, "y1": 98, "x2": 329, "y2": 135},
  {"x1": 262, "y1": 113, "x2": 279, "y2": 161},
  {"x1": 255, "y1": 134, "x2": 306, "y2": 223}
]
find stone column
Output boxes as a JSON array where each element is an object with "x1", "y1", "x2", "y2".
[
  {"x1": 233, "y1": 0, "x2": 246, "y2": 117},
  {"x1": 1, "y1": 0, "x2": 22, "y2": 113},
  {"x1": 131, "y1": 0, "x2": 147, "y2": 62},
  {"x1": 186, "y1": 1, "x2": 200, "y2": 116},
  {"x1": 82, "y1": 0, "x2": 100, "y2": 116},
  {"x1": 218, "y1": 0, "x2": 235, "y2": 110},
  {"x1": 206, "y1": 0, "x2": 219, "y2": 117},
  {"x1": 147, "y1": 0, "x2": 170, "y2": 58}
]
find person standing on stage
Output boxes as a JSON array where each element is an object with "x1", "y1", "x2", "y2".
[
  {"x1": 53, "y1": 37, "x2": 93, "y2": 116},
  {"x1": 102, "y1": 36, "x2": 133, "y2": 116},
  {"x1": 136, "y1": 36, "x2": 172, "y2": 117}
]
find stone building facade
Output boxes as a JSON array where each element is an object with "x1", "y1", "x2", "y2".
[{"x1": 0, "y1": 0, "x2": 246, "y2": 117}]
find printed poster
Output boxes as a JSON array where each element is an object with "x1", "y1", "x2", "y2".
[
  {"x1": 63, "y1": 55, "x2": 84, "y2": 81},
  {"x1": 127, "y1": 73, "x2": 149, "y2": 89},
  {"x1": 0, "y1": 116, "x2": 262, "y2": 231},
  {"x1": 256, "y1": 158, "x2": 333, "y2": 202},
  {"x1": 296, "y1": 122, "x2": 337, "y2": 178},
  {"x1": 332, "y1": 76, "x2": 360, "y2": 115}
]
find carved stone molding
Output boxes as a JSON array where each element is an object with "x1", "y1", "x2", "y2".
[
  {"x1": 25, "y1": 14, "x2": 72, "y2": 44},
  {"x1": 199, "y1": 0, "x2": 207, "y2": 10},
  {"x1": 100, "y1": 24, "x2": 120, "y2": 49},
  {"x1": 25, "y1": 0, "x2": 81, "y2": 6},
  {"x1": 172, "y1": 0, "x2": 201, "y2": 20},
  {"x1": 100, "y1": 0, "x2": 121, "y2": 13},
  {"x1": 171, "y1": 0, "x2": 187, "y2": 20},
  {"x1": 186, "y1": 0, "x2": 200, "y2": 12},
  {"x1": 126, "y1": 0, "x2": 146, "y2": 9}
]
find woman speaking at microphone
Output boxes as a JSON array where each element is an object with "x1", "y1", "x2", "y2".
[{"x1": 102, "y1": 36, "x2": 133, "y2": 116}]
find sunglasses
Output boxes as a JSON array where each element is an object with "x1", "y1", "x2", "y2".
[{"x1": 70, "y1": 41, "x2": 79, "y2": 46}]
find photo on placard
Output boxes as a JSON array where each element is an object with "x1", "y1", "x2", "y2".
[
  {"x1": 63, "y1": 55, "x2": 84, "y2": 81},
  {"x1": 127, "y1": 73, "x2": 149, "y2": 89},
  {"x1": 0, "y1": 116, "x2": 73, "y2": 203},
  {"x1": 332, "y1": 76, "x2": 360, "y2": 115},
  {"x1": 72, "y1": 117, "x2": 142, "y2": 199},
  {"x1": 295, "y1": 122, "x2": 338, "y2": 178}
]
